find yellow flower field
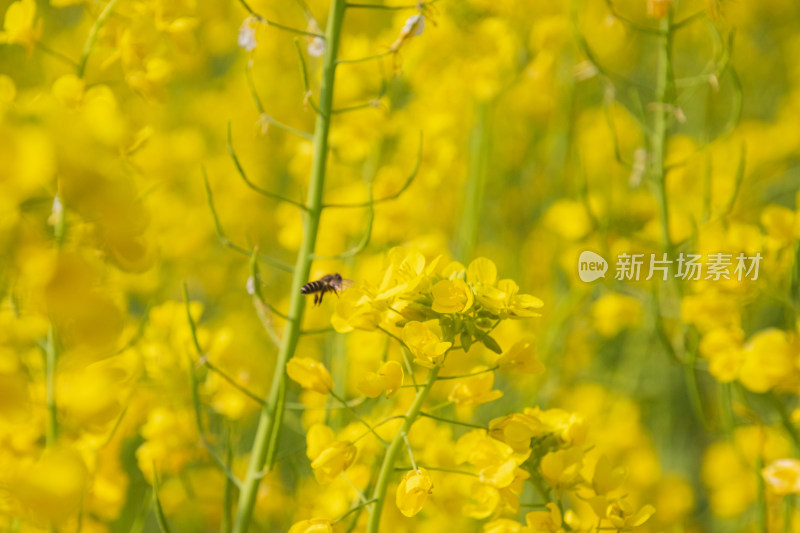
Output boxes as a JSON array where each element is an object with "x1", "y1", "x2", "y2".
[{"x1": 1, "y1": 0, "x2": 800, "y2": 531}]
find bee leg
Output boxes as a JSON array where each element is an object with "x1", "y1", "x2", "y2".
[
  {"x1": 313, "y1": 293, "x2": 319, "y2": 305},
  {"x1": 318, "y1": 288, "x2": 326, "y2": 306}
]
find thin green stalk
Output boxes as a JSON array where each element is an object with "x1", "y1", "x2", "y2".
[
  {"x1": 230, "y1": 2, "x2": 347, "y2": 531},
  {"x1": 650, "y1": 9, "x2": 713, "y2": 433},
  {"x1": 222, "y1": 434, "x2": 234, "y2": 533},
  {"x1": 756, "y1": 455, "x2": 767, "y2": 533},
  {"x1": 366, "y1": 366, "x2": 440, "y2": 533},
  {"x1": 152, "y1": 468, "x2": 172, "y2": 533},
  {"x1": 77, "y1": 0, "x2": 121, "y2": 78},
  {"x1": 393, "y1": 466, "x2": 478, "y2": 477},
  {"x1": 45, "y1": 325, "x2": 58, "y2": 446},
  {"x1": 330, "y1": 390, "x2": 389, "y2": 446},
  {"x1": 719, "y1": 382, "x2": 734, "y2": 435},
  {"x1": 455, "y1": 101, "x2": 490, "y2": 261},
  {"x1": 418, "y1": 411, "x2": 485, "y2": 430},
  {"x1": 651, "y1": 11, "x2": 674, "y2": 255}
]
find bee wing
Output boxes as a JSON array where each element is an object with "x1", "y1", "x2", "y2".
[{"x1": 339, "y1": 278, "x2": 354, "y2": 290}]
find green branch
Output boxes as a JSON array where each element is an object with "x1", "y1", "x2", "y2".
[
  {"x1": 227, "y1": 123, "x2": 308, "y2": 210},
  {"x1": 231, "y1": 2, "x2": 348, "y2": 530},
  {"x1": 323, "y1": 132, "x2": 423, "y2": 208},
  {"x1": 201, "y1": 167, "x2": 294, "y2": 273},
  {"x1": 77, "y1": 0, "x2": 120, "y2": 78},
  {"x1": 366, "y1": 366, "x2": 440, "y2": 533}
]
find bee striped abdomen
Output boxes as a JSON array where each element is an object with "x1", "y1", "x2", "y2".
[{"x1": 301, "y1": 281, "x2": 323, "y2": 294}]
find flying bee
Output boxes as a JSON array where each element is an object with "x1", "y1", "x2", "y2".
[{"x1": 301, "y1": 273, "x2": 353, "y2": 306}]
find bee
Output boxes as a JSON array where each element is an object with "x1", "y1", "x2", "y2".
[{"x1": 301, "y1": 273, "x2": 353, "y2": 306}]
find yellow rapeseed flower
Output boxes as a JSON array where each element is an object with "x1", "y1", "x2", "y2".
[
  {"x1": 448, "y1": 366, "x2": 503, "y2": 407},
  {"x1": 358, "y1": 360, "x2": 403, "y2": 398},
  {"x1": 287, "y1": 357, "x2": 334, "y2": 395},
  {"x1": 288, "y1": 518, "x2": 333, "y2": 533},
  {"x1": 523, "y1": 502, "x2": 564, "y2": 533},
  {"x1": 496, "y1": 338, "x2": 545, "y2": 374},
  {"x1": 13, "y1": 448, "x2": 88, "y2": 526},
  {"x1": 402, "y1": 320, "x2": 451, "y2": 367},
  {"x1": 395, "y1": 467, "x2": 433, "y2": 517},
  {"x1": 0, "y1": 0, "x2": 41, "y2": 52},
  {"x1": 591, "y1": 293, "x2": 642, "y2": 338},
  {"x1": 484, "y1": 518, "x2": 523, "y2": 533},
  {"x1": 432, "y1": 278, "x2": 474, "y2": 314},
  {"x1": 738, "y1": 328, "x2": 797, "y2": 393},
  {"x1": 762, "y1": 458, "x2": 800, "y2": 495},
  {"x1": 310, "y1": 440, "x2": 357, "y2": 485},
  {"x1": 489, "y1": 413, "x2": 543, "y2": 453}
]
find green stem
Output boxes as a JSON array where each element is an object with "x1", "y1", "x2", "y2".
[
  {"x1": 77, "y1": 0, "x2": 120, "y2": 78},
  {"x1": 455, "y1": 101, "x2": 490, "y2": 261},
  {"x1": 222, "y1": 434, "x2": 234, "y2": 533},
  {"x1": 366, "y1": 366, "x2": 440, "y2": 533},
  {"x1": 45, "y1": 325, "x2": 58, "y2": 446},
  {"x1": 230, "y1": 2, "x2": 347, "y2": 531},
  {"x1": 393, "y1": 466, "x2": 478, "y2": 477},
  {"x1": 756, "y1": 455, "x2": 768, "y2": 533},
  {"x1": 651, "y1": 11, "x2": 674, "y2": 254},
  {"x1": 418, "y1": 411, "x2": 485, "y2": 430}
]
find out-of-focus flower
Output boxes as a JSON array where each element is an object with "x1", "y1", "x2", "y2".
[
  {"x1": 738, "y1": 328, "x2": 797, "y2": 393},
  {"x1": 52, "y1": 74, "x2": 85, "y2": 108},
  {"x1": 395, "y1": 468, "x2": 433, "y2": 517},
  {"x1": 540, "y1": 447, "x2": 585, "y2": 494},
  {"x1": 543, "y1": 200, "x2": 592, "y2": 241},
  {"x1": 591, "y1": 455, "x2": 624, "y2": 496},
  {"x1": 136, "y1": 407, "x2": 202, "y2": 481},
  {"x1": 13, "y1": 448, "x2": 88, "y2": 526},
  {"x1": 0, "y1": 0, "x2": 41, "y2": 52},
  {"x1": 287, "y1": 357, "x2": 334, "y2": 394},
  {"x1": 591, "y1": 293, "x2": 642, "y2": 337},
  {"x1": 524, "y1": 502, "x2": 564, "y2": 533},
  {"x1": 653, "y1": 476, "x2": 695, "y2": 524},
  {"x1": 496, "y1": 337, "x2": 544, "y2": 374},
  {"x1": 484, "y1": 518, "x2": 523, "y2": 533},
  {"x1": 358, "y1": 360, "x2": 403, "y2": 398},
  {"x1": 448, "y1": 366, "x2": 503, "y2": 407},
  {"x1": 332, "y1": 288, "x2": 380, "y2": 333},
  {"x1": 699, "y1": 327, "x2": 744, "y2": 382},
  {"x1": 762, "y1": 458, "x2": 800, "y2": 495},
  {"x1": 463, "y1": 482, "x2": 501, "y2": 519},
  {"x1": 402, "y1": 320, "x2": 451, "y2": 367},
  {"x1": 288, "y1": 518, "x2": 333, "y2": 533}
]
